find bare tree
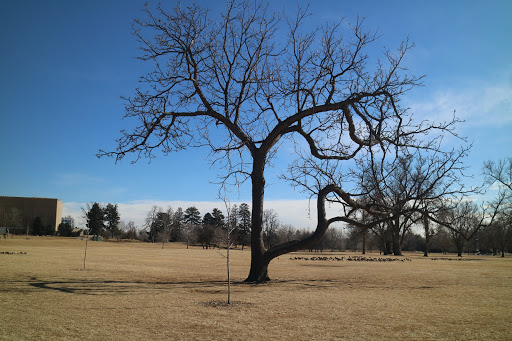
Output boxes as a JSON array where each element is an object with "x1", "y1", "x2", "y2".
[
  {"x1": 262, "y1": 209, "x2": 280, "y2": 249},
  {"x1": 99, "y1": 1, "x2": 459, "y2": 281},
  {"x1": 6, "y1": 207, "x2": 22, "y2": 231},
  {"x1": 486, "y1": 215, "x2": 512, "y2": 257},
  {"x1": 182, "y1": 223, "x2": 197, "y2": 249},
  {"x1": 421, "y1": 213, "x2": 438, "y2": 257},
  {"x1": 144, "y1": 205, "x2": 160, "y2": 243},
  {"x1": 483, "y1": 157, "x2": 512, "y2": 256},
  {"x1": 120, "y1": 220, "x2": 138, "y2": 240},
  {"x1": 443, "y1": 202, "x2": 482, "y2": 257},
  {"x1": 324, "y1": 227, "x2": 344, "y2": 251},
  {"x1": 220, "y1": 198, "x2": 237, "y2": 304},
  {"x1": 483, "y1": 157, "x2": 512, "y2": 193}
]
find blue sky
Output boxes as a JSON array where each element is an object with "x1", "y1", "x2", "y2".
[{"x1": 1, "y1": 0, "x2": 511, "y2": 228}]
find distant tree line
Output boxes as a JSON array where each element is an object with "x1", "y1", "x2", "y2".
[
  {"x1": 344, "y1": 222, "x2": 512, "y2": 256},
  {"x1": 137, "y1": 204, "x2": 252, "y2": 249},
  {"x1": 85, "y1": 196, "x2": 510, "y2": 257}
]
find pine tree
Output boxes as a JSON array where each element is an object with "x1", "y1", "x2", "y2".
[
  {"x1": 86, "y1": 202, "x2": 105, "y2": 236},
  {"x1": 184, "y1": 206, "x2": 201, "y2": 225},
  {"x1": 31, "y1": 216, "x2": 45, "y2": 236},
  {"x1": 237, "y1": 203, "x2": 251, "y2": 250},
  {"x1": 104, "y1": 203, "x2": 121, "y2": 238}
]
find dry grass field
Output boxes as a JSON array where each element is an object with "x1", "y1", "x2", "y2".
[{"x1": 1, "y1": 236, "x2": 511, "y2": 340}]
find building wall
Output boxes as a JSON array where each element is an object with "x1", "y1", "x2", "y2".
[{"x1": 0, "y1": 196, "x2": 63, "y2": 232}]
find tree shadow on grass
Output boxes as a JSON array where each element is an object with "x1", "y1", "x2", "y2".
[
  {"x1": 27, "y1": 278, "x2": 230, "y2": 296},
  {"x1": 26, "y1": 277, "x2": 340, "y2": 295}
]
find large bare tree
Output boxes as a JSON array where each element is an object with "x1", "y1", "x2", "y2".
[{"x1": 100, "y1": 1, "x2": 457, "y2": 282}]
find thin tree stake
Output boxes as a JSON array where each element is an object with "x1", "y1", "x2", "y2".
[{"x1": 83, "y1": 235, "x2": 88, "y2": 270}]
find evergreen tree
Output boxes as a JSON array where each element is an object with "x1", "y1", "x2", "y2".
[
  {"x1": 171, "y1": 207, "x2": 184, "y2": 241},
  {"x1": 202, "y1": 212, "x2": 216, "y2": 227},
  {"x1": 184, "y1": 206, "x2": 201, "y2": 225},
  {"x1": 211, "y1": 208, "x2": 225, "y2": 228},
  {"x1": 237, "y1": 203, "x2": 251, "y2": 249},
  {"x1": 58, "y1": 222, "x2": 74, "y2": 237},
  {"x1": 229, "y1": 205, "x2": 239, "y2": 229},
  {"x1": 86, "y1": 202, "x2": 105, "y2": 236},
  {"x1": 31, "y1": 216, "x2": 45, "y2": 236},
  {"x1": 104, "y1": 203, "x2": 121, "y2": 238},
  {"x1": 45, "y1": 224, "x2": 55, "y2": 236},
  {"x1": 154, "y1": 211, "x2": 172, "y2": 242}
]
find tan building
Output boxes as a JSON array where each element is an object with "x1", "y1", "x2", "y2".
[{"x1": 0, "y1": 196, "x2": 63, "y2": 233}]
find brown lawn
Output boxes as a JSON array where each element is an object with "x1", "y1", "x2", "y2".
[{"x1": 1, "y1": 236, "x2": 511, "y2": 340}]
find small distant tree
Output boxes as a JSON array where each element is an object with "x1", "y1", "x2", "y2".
[
  {"x1": 483, "y1": 157, "x2": 512, "y2": 195},
  {"x1": 121, "y1": 221, "x2": 138, "y2": 240},
  {"x1": 262, "y1": 209, "x2": 280, "y2": 249},
  {"x1": 183, "y1": 207, "x2": 201, "y2": 247},
  {"x1": 31, "y1": 217, "x2": 45, "y2": 236},
  {"x1": 7, "y1": 207, "x2": 23, "y2": 231},
  {"x1": 45, "y1": 224, "x2": 55, "y2": 236},
  {"x1": 324, "y1": 227, "x2": 344, "y2": 251},
  {"x1": 171, "y1": 207, "x2": 185, "y2": 241},
  {"x1": 237, "y1": 203, "x2": 251, "y2": 250},
  {"x1": 85, "y1": 202, "x2": 105, "y2": 237},
  {"x1": 202, "y1": 212, "x2": 216, "y2": 227},
  {"x1": 202, "y1": 208, "x2": 225, "y2": 249},
  {"x1": 487, "y1": 215, "x2": 512, "y2": 257},
  {"x1": 182, "y1": 223, "x2": 197, "y2": 249},
  {"x1": 443, "y1": 202, "x2": 485, "y2": 257},
  {"x1": 211, "y1": 208, "x2": 225, "y2": 228},
  {"x1": 368, "y1": 221, "x2": 393, "y2": 255},
  {"x1": 421, "y1": 208, "x2": 445, "y2": 257},
  {"x1": 104, "y1": 203, "x2": 121, "y2": 238},
  {"x1": 159, "y1": 207, "x2": 174, "y2": 248},
  {"x1": 58, "y1": 222, "x2": 73, "y2": 237},
  {"x1": 483, "y1": 157, "x2": 512, "y2": 257},
  {"x1": 184, "y1": 206, "x2": 202, "y2": 225},
  {"x1": 145, "y1": 205, "x2": 161, "y2": 243},
  {"x1": 228, "y1": 205, "x2": 239, "y2": 243},
  {"x1": 345, "y1": 224, "x2": 369, "y2": 254},
  {"x1": 197, "y1": 223, "x2": 216, "y2": 249}
]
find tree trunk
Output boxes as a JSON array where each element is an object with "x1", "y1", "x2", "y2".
[
  {"x1": 456, "y1": 242, "x2": 463, "y2": 257},
  {"x1": 383, "y1": 240, "x2": 392, "y2": 255},
  {"x1": 392, "y1": 241, "x2": 402, "y2": 256},
  {"x1": 423, "y1": 242, "x2": 429, "y2": 257},
  {"x1": 246, "y1": 254, "x2": 270, "y2": 282},
  {"x1": 391, "y1": 221, "x2": 402, "y2": 256},
  {"x1": 245, "y1": 154, "x2": 268, "y2": 282},
  {"x1": 362, "y1": 231, "x2": 366, "y2": 255},
  {"x1": 424, "y1": 232, "x2": 430, "y2": 257},
  {"x1": 245, "y1": 177, "x2": 336, "y2": 283},
  {"x1": 423, "y1": 217, "x2": 430, "y2": 257}
]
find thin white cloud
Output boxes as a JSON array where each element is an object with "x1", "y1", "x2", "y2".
[
  {"x1": 408, "y1": 76, "x2": 512, "y2": 128},
  {"x1": 55, "y1": 173, "x2": 102, "y2": 186}
]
